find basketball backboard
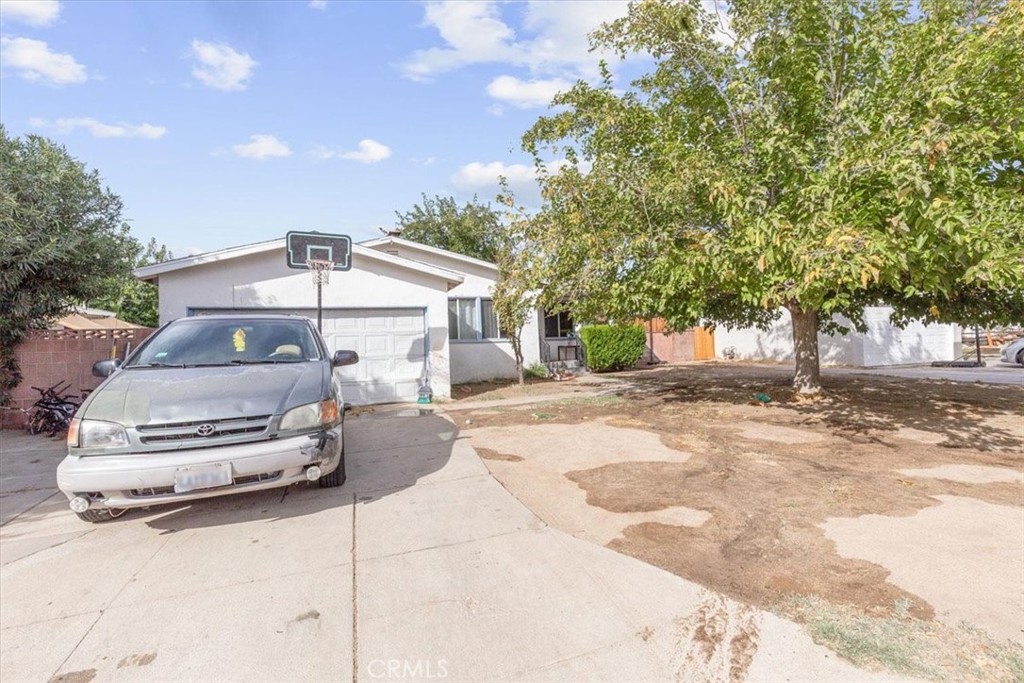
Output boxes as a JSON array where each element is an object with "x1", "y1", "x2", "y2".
[{"x1": 286, "y1": 231, "x2": 352, "y2": 271}]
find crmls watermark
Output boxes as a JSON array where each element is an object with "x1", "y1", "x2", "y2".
[{"x1": 367, "y1": 659, "x2": 449, "y2": 680}]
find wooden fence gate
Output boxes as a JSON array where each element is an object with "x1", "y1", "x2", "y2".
[
  {"x1": 636, "y1": 319, "x2": 716, "y2": 362},
  {"x1": 693, "y1": 327, "x2": 715, "y2": 360}
]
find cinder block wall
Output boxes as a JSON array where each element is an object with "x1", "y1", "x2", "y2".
[{"x1": 1, "y1": 328, "x2": 155, "y2": 430}]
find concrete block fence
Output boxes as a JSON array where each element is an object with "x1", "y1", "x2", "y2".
[{"x1": 1, "y1": 328, "x2": 155, "y2": 431}]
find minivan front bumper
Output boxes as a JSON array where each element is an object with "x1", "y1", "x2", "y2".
[{"x1": 57, "y1": 427, "x2": 342, "y2": 510}]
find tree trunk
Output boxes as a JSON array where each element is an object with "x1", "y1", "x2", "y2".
[
  {"x1": 787, "y1": 302, "x2": 821, "y2": 394},
  {"x1": 510, "y1": 329, "x2": 525, "y2": 385}
]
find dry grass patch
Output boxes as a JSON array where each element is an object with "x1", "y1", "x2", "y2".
[{"x1": 778, "y1": 596, "x2": 1024, "y2": 683}]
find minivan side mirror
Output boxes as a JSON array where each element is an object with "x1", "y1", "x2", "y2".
[
  {"x1": 92, "y1": 359, "x2": 122, "y2": 378},
  {"x1": 332, "y1": 350, "x2": 359, "y2": 367}
]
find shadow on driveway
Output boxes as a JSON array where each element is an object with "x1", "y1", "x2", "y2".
[{"x1": 0, "y1": 408, "x2": 457, "y2": 533}]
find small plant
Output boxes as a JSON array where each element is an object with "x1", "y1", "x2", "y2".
[
  {"x1": 579, "y1": 324, "x2": 646, "y2": 372},
  {"x1": 524, "y1": 362, "x2": 549, "y2": 379}
]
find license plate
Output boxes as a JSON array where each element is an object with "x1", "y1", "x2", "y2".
[{"x1": 174, "y1": 464, "x2": 232, "y2": 493}]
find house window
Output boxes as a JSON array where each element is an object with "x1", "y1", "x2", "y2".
[
  {"x1": 544, "y1": 310, "x2": 574, "y2": 339},
  {"x1": 448, "y1": 298, "x2": 508, "y2": 341}
]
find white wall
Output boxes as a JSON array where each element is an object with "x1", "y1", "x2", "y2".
[
  {"x1": 448, "y1": 316, "x2": 543, "y2": 384},
  {"x1": 861, "y1": 308, "x2": 960, "y2": 366},
  {"x1": 155, "y1": 248, "x2": 455, "y2": 399},
  {"x1": 715, "y1": 307, "x2": 958, "y2": 367},
  {"x1": 372, "y1": 245, "x2": 544, "y2": 383},
  {"x1": 716, "y1": 311, "x2": 795, "y2": 362}
]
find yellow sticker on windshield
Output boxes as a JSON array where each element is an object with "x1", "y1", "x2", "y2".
[{"x1": 232, "y1": 328, "x2": 246, "y2": 352}]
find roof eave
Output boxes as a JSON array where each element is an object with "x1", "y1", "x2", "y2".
[{"x1": 360, "y1": 236, "x2": 500, "y2": 272}]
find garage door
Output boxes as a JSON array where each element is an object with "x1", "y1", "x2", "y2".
[{"x1": 190, "y1": 308, "x2": 427, "y2": 405}]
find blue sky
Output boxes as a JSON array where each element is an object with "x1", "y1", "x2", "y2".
[{"x1": 0, "y1": 0, "x2": 647, "y2": 257}]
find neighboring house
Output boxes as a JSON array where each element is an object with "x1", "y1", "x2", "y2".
[
  {"x1": 715, "y1": 306, "x2": 962, "y2": 366},
  {"x1": 134, "y1": 236, "x2": 566, "y2": 405}
]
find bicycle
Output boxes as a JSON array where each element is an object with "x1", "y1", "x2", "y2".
[{"x1": 24, "y1": 381, "x2": 84, "y2": 437}]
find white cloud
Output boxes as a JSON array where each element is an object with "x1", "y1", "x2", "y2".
[
  {"x1": 452, "y1": 160, "x2": 542, "y2": 190},
  {"x1": 189, "y1": 39, "x2": 257, "y2": 91},
  {"x1": 308, "y1": 0, "x2": 327, "y2": 9},
  {"x1": 486, "y1": 75, "x2": 571, "y2": 108},
  {"x1": 231, "y1": 134, "x2": 291, "y2": 159},
  {"x1": 400, "y1": 0, "x2": 629, "y2": 82},
  {"x1": 452, "y1": 158, "x2": 575, "y2": 201},
  {"x1": 0, "y1": 36, "x2": 85, "y2": 85},
  {"x1": 519, "y1": 0, "x2": 630, "y2": 77},
  {"x1": 312, "y1": 139, "x2": 392, "y2": 164},
  {"x1": 30, "y1": 117, "x2": 167, "y2": 139},
  {"x1": 0, "y1": 0, "x2": 60, "y2": 27},
  {"x1": 342, "y1": 139, "x2": 391, "y2": 163},
  {"x1": 400, "y1": 1, "x2": 520, "y2": 82},
  {"x1": 452, "y1": 157, "x2": 586, "y2": 205}
]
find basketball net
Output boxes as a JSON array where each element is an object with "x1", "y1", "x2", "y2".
[{"x1": 307, "y1": 259, "x2": 334, "y2": 286}]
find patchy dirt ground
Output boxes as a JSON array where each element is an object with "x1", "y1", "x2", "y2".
[{"x1": 450, "y1": 363, "x2": 1024, "y2": 672}]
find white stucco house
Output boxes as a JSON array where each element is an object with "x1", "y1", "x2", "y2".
[{"x1": 135, "y1": 236, "x2": 579, "y2": 405}]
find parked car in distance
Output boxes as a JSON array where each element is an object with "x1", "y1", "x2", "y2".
[
  {"x1": 57, "y1": 314, "x2": 358, "y2": 522},
  {"x1": 1000, "y1": 336, "x2": 1024, "y2": 367}
]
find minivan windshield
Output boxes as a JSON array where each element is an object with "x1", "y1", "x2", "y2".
[{"x1": 126, "y1": 319, "x2": 323, "y2": 367}]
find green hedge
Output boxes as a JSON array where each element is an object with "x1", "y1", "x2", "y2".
[{"x1": 579, "y1": 324, "x2": 646, "y2": 372}]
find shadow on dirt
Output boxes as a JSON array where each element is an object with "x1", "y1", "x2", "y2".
[{"x1": 611, "y1": 364, "x2": 1023, "y2": 452}]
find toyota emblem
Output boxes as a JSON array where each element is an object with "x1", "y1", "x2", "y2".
[{"x1": 196, "y1": 423, "x2": 216, "y2": 437}]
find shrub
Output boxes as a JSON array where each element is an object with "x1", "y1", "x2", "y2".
[
  {"x1": 579, "y1": 324, "x2": 646, "y2": 372},
  {"x1": 525, "y1": 362, "x2": 549, "y2": 379}
]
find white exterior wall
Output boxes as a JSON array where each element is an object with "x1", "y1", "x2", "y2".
[
  {"x1": 371, "y1": 244, "x2": 543, "y2": 384},
  {"x1": 860, "y1": 308, "x2": 960, "y2": 366},
  {"x1": 715, "y1": 307, "x2": 957, "y2": 367},
  {"x1": 155, "y1": 248, "x2": 454, "y2": 399},
  {"x1": 715, "y1": 311, "x2": 795, "y2": 362}
]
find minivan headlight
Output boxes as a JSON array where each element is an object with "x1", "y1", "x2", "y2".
[
  {"x1": 74, "y1": 419, "x2": 130, "y2": 448},
  {"x1": 280, "y1": 400, "x2": 338, "y2": 431}
]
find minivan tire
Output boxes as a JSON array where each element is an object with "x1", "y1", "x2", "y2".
[
  {"x1": 318, "y1": 444, "x2": 346, "y2": 488},
  {"x1": 76, "y1": 507, "x2": 128, "y2": 523}
]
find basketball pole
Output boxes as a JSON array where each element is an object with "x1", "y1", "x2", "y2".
[{"x1": 317, "y1": 281, "x2": 323, "y2": 333}]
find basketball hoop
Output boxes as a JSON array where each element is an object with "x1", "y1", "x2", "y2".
[{"x1": 307, "y1": 259, "x2": 334, "y2": 286}]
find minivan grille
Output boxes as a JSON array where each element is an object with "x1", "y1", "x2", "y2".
[{"x1": 137, "y1": 415, "x2": 271, "y2": 444}]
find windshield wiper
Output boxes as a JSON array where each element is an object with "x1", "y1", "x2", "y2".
[
  {"x1": 130, "y1": 361, "x2": 185, "y2": 368},
  {"x1": 229, "y1": 359, "x2": 282, "y2": 365}
]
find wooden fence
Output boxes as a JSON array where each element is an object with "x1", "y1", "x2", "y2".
[{"x1": 636, "y1": 319, "x2": 715, "y2": 363}]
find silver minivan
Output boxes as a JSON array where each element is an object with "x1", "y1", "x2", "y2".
[{"x1": 57, "y1": 314, "x2": 358, "y2": 522}]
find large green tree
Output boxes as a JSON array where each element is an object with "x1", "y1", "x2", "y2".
[
  {"x1": 521, "y1": 0, "x2": 1024, "y2": 392},
  {"x1": 393, "y1": 194, "x2": 504, "y2": 262},
  {"x1": 92, "y1": 237, "x2": 172, "y2": 328},
  {"x1": 0, "y1": 127, "x2": 138, "y2": 404}
]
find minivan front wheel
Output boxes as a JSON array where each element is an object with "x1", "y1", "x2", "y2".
[
  {"x1": 76, "y1": 507, "x2": 128, "y2": 523},
  {"x1": 318, "y1": 444, "x2": 346, "y2": 488}
]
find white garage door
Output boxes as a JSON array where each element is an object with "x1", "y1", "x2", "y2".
[{"x1": 190, "y1": 308, "x2": 427, "y2": 405}]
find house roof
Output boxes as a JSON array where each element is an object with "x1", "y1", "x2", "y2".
[
  {"x1": 54, "y1": 313, "x2": 141, "y2": 330},
  {"x1": 134, "y1": 238, "x2": 465, "y2": 287},
  {"x1": 359, "y1": 236, "x2": 500, "y2": 273}
]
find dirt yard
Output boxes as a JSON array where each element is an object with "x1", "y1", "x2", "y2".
[{"x1": 451, "y1": 363, "x2": 1024, "y2": 680}]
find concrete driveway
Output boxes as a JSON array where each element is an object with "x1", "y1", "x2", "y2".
[
  {"x1": 831, "y1": 362, "x2": 1024, "y2": 386},
  {"x1": 1, "y1": 409, "x2": 905, "y2": 682}
]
